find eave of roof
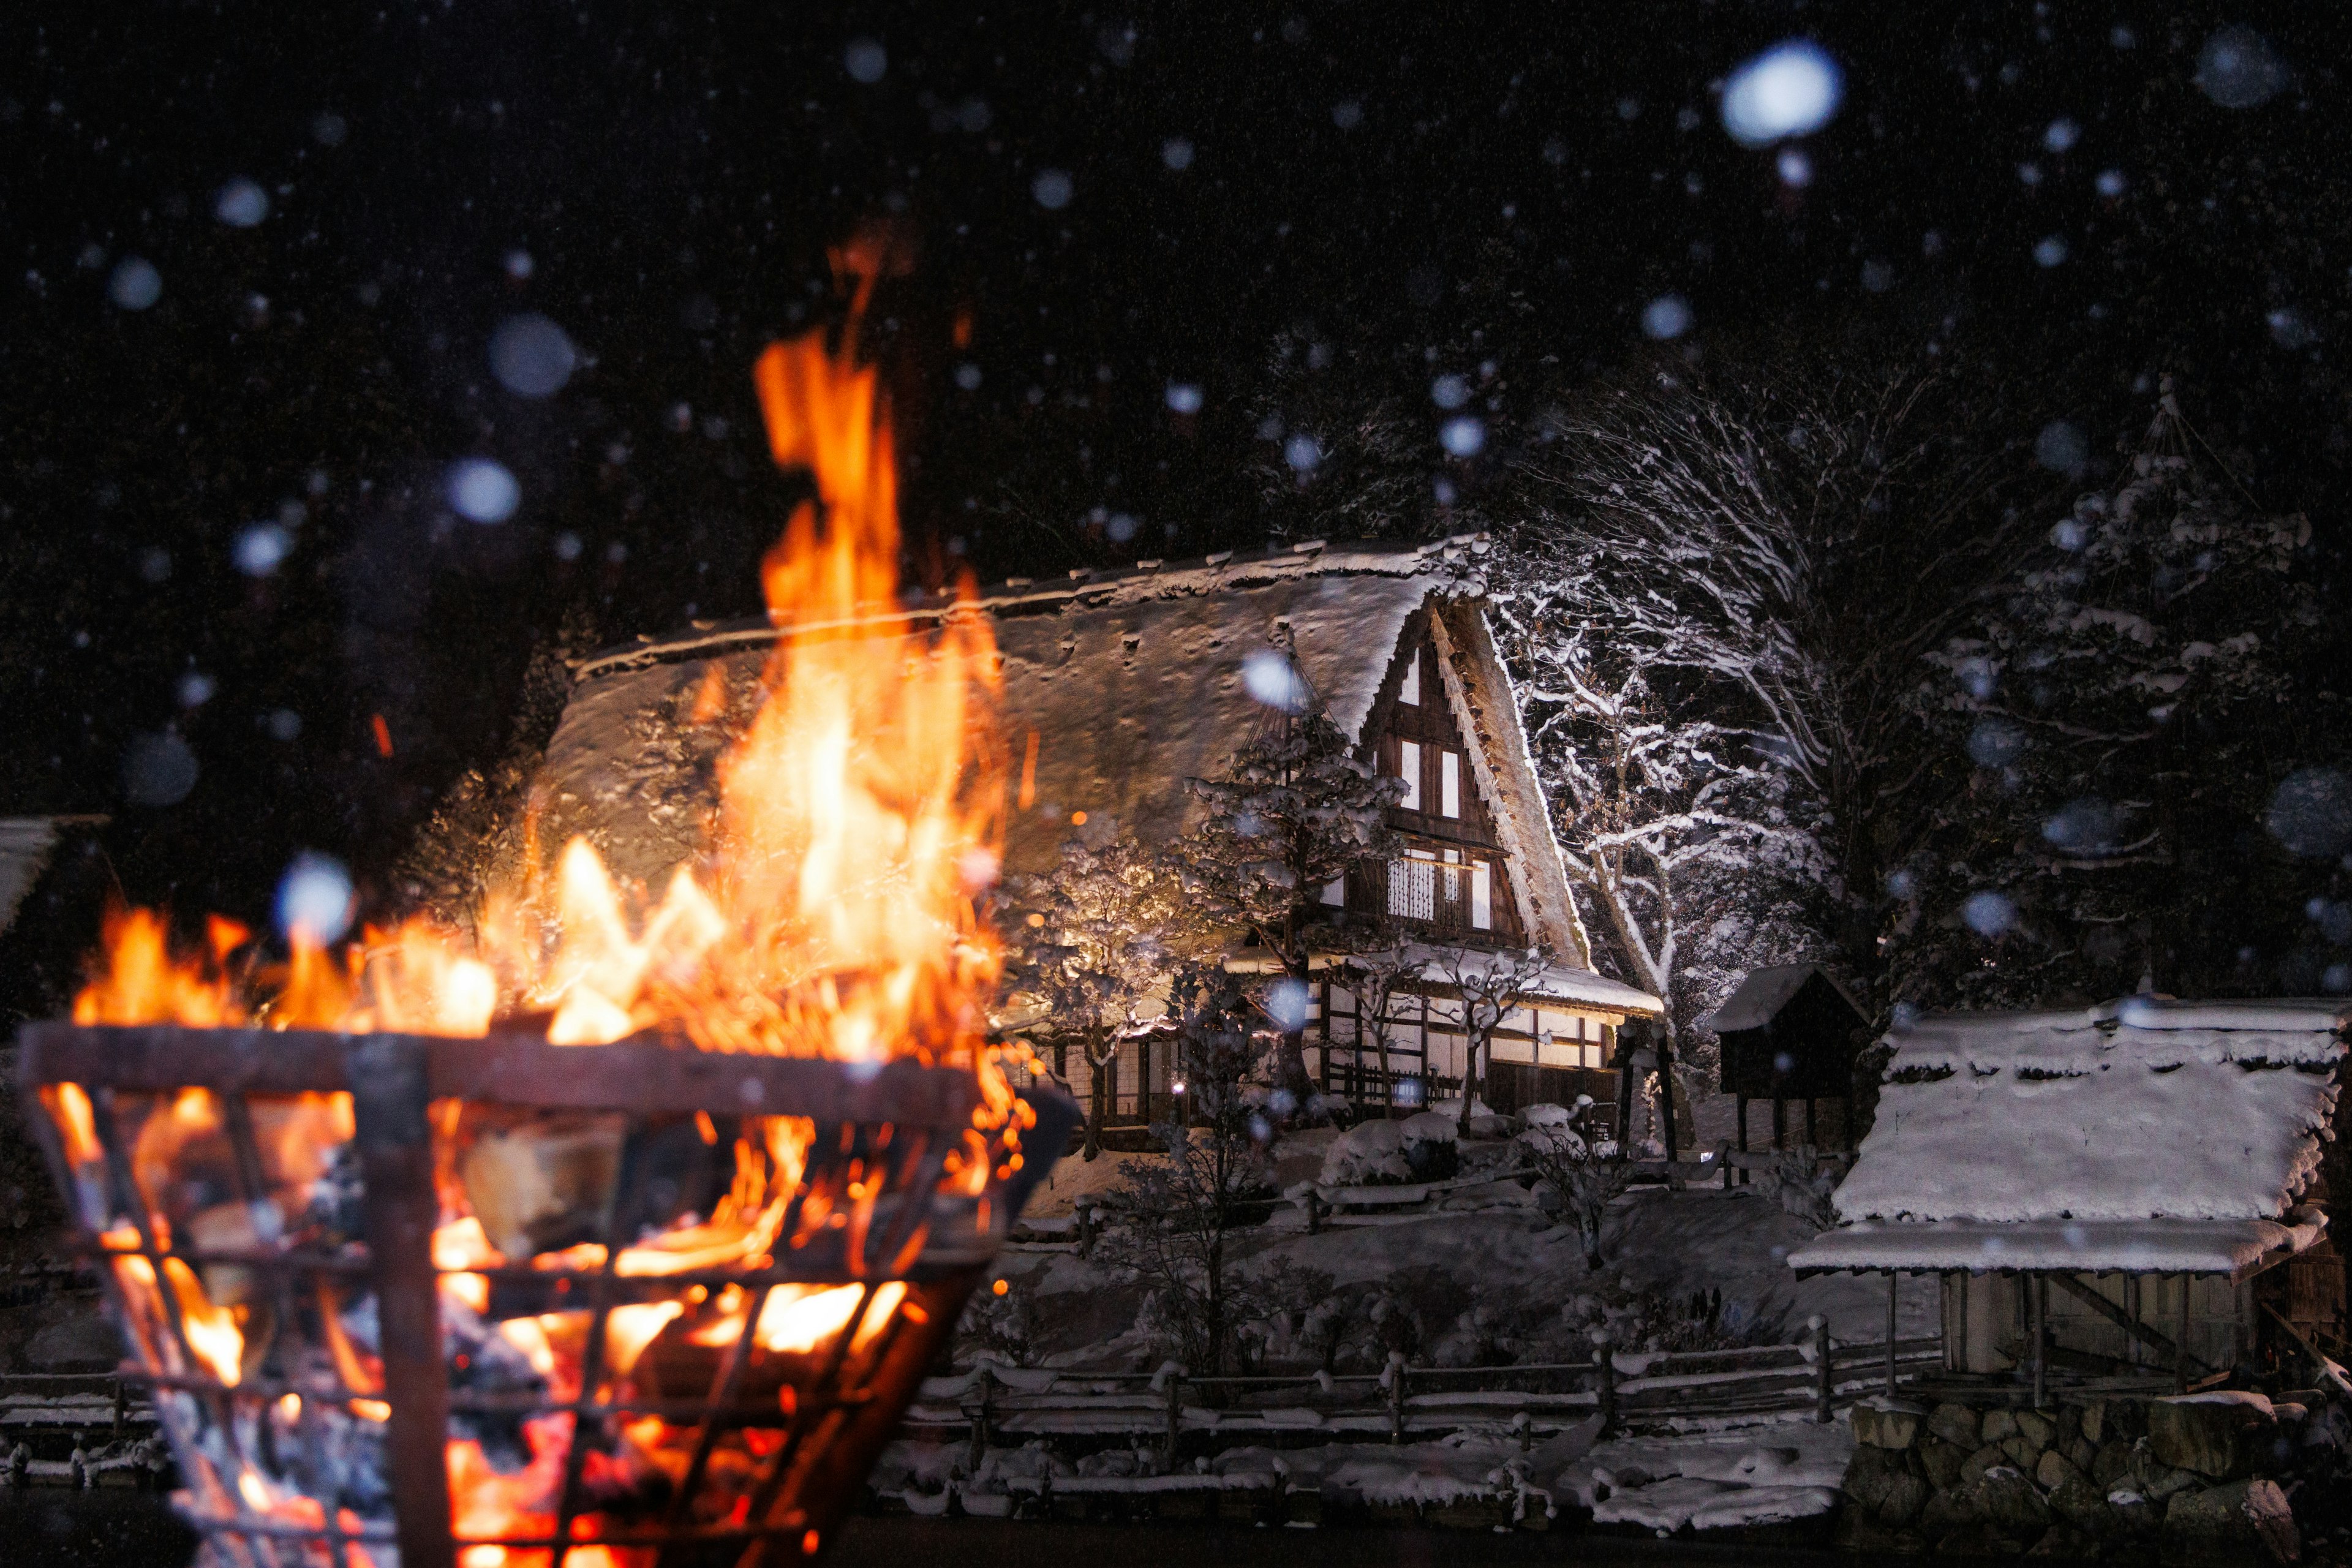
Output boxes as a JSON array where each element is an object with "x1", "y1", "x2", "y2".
[{"x1": 1787, "y1": 1212, "x2": 2328, "y2": 1282}]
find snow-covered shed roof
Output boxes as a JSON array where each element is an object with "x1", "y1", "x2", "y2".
[
  {"x1": 529, "y1": 536, "x2": 1615, "y2": 988},
  {"x1": 1788, "y1": 997, "x2": 2348, "y2": 1278},
  {"x1": 1698, "y1": 963, "x2": 1862, "y2": 1036}
]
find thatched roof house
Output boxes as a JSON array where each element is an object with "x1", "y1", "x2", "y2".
[{"x1": 525, "y1": 536, "x2": 1660, "y2": 1121}]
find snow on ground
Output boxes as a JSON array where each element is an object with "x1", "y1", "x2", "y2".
[
  {"x1": 997, "y1": 1134, "x2": 1934, "y2": 1370},
  {"x1": 875, "y1": 1413, "x2": 1852, "y2": 1534},
  {"x1": 1564, "y1": 1415, "x2": 1852, "y2": 1533}
]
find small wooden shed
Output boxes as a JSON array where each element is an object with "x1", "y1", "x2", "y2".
[
  {"x1": 1700, "y1": 963, "x2": 1867, "y2": 1153},
  {"x1": 1789, "y1": 998, "x2": 2348, "y2": 1400}
]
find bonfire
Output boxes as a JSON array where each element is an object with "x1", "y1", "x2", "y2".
[{"x1": 21, "y1": 255, "x2": 1073, "y2": 1568}]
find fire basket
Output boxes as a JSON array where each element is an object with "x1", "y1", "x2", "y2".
[{"x1": 18, "y1": 1020, "x2": 1076, "y2": 1567}]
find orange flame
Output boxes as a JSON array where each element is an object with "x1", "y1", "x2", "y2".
[{"x1": 64, "y1": 248, "x2": 1006, "y2": 1562}]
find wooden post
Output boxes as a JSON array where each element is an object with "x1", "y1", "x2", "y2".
[
  {"x1": 1719, "y1": 1139, "x2": 1733, "y2": 1191},
  {"x1": 2127, "y1": 1275, "x2": 2140, "y2": 1369},
  {"x1": 968, "y1": 1365, "x2": 994, "y2": 1471},
  {"x1": 2176, "y1": 1275, "x2": 2191, "y2": 1395},
  {"x1": 1805, "y1": 1097, "x2": 1817, "y2": 1146},
  {"x1": 2032, "y1": 1276, "x2": 2048, "y2": 1410},
  {"x1": 1773, "y1": 1095, "x2": 1787, "y2": 1152},
  {"x1": 1813, "y1": 1316, "x2": 1833, "y2": 1424},
  {"x1": 1387, "y1": 1358, "x2": 1408, "y2": 1445},
  {"x1": 1736, "y1": 1095, "x2": 1749, "y2": 1186},
  {"x1": 1596, "y1": 1335, "x2": 1618, "y2": 1436},
  {"x1": 1164, "y1": 1369, "x2": 1184, "y2": 1468},
  {"x1": 1885, "y1": 1273, "x2": 1899, "y2": 1396}
]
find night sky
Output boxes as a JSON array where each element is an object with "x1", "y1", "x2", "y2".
[{"x1": 2, "y1": 2, "x2": 2344, "y2": 987}]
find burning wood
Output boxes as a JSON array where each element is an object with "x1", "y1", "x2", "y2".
[{"x1": 20, "y1": 246, "x2": 1074, "y2": 1567}]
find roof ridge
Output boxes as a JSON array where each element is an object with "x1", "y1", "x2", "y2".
[{"x1": 570, "y1": 533, "x2": 1491, "y2": 682}]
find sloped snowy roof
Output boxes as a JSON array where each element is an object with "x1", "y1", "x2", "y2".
[
  {"x1": 1698, "y1": 963, "x2": 1862, "y2": 1035},
  {"x1": 1788, "y1": 997, "x2": 2347, "y2": 1276},
  {"x1": 528, "y1": 537, "x2": 1610, "y2": 987}
]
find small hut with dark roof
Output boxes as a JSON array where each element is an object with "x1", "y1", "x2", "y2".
[{"x1": 1700, "y1": 962, "x2": 1869, "y2": 1154}]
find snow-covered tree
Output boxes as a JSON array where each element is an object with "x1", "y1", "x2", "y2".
[
  {"x1": 1508, "y1": 356, "x2": 2057, "y2": 1019},
  {"x1": 1332, "y1": 933, "x2": 1417, "y2": 1119},
  {"x1": 1898, "y1": 383, "x2": 2325, "y2": 1007},
  {"x1": 1489, "y1": 575, "x2": 1830, "y2": 1144},
  {"x1": 1003, "y1": 828, "x2": 1203, "y2": 1158},
  {"x1": 1097, "y1": 963, "x2": 1281, "y2": 1376},
  {"x1": 1181, "y1": 649, "x2": 1404, "y2": 1110},
  {"x1": 1437, "y1": 945, "x2": 1552, "y2": 1137}
]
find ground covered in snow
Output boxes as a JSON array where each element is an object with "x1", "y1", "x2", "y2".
[{"x1": 1006, "y1": 1124, "x2": 1933, "y2": 1372}]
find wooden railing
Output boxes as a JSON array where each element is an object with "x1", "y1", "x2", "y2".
[{"x1": 903, "y1": 1332, "x2": 1945, "y2": 1461}]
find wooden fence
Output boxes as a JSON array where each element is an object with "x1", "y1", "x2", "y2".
[{"x1": 906, "y1": 1332, "x2": 1944, "y2": 1462}]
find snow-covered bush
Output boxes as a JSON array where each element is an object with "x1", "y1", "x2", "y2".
[
  {"x1": 1516, "y1": 1102, "x2": 1630, "y2": 1268},
  {"x1": 1318, "y1": 1117, "x2": 1411, "y2": 1186},
  {"x1": 1753, "y1": 1150, "x2": 1839, "y2": 1229},
  {"x1": 1397, "y1": 1110, "x2": 1461, "y2": 1180},
  {"x1": 1317, "y1": 1111, "x2": 1458, "y2": 1183}
]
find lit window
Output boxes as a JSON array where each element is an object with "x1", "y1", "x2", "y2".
[
  {"x1": 1387, "y1": 855, "x2": 1435, "y2": 920},
  {"x1": 1471, "y1": 861, "x2": 1491, "y2": 929},
  {"x1": 1320, "y1": 875, "x2": 1346, "y2": 907},
  {"x1": 1440, "y1": 750, "x2": 1461, "y2": 818},
  {"x1": 1399, "y1": 647, "x2": 1420, "y2": 706},
  {"x1": 1396, "y1": 740, "x2": 1422, "y2": 810}
]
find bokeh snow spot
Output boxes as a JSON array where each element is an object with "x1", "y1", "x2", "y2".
[
  {"x1": 109, "y1": 258, "x2": 162, "y2": 311},
  {"x1": 1641, "y1": 295, "x2": 1692, "y2": 340},
  {"x1": 1966, "y1": 715, "x2": 2026, "y2": 767},
  {"x1": 489, "y1": 312, "x2": 578, "y2": 398},
  {"x1": 1164, "y1": 381, "x2": 1204, "y2": 414},
  {"x1": 1720, "y1": 40, "x2": 1843, "y2": 148},
  {"x1": 843, "y1": 37, "x2": 888, "y2": 83},
  {"x1": 214, "y1": 178, "x2": 270, "y2": 227},
  {"x1": 447, "y1": 458, "x2": 521, "y2": 524},
  {"x1": 1266, "y1": 979, "x2": 1312, "y2": 1033},
  {"x1": 1031, "y1": 169, "x2": 1074, "y2": 210},
  {"x1": 233, "y1": 523, "x2": 292, "y2": 577},
  {"x1": 2035, "y1": 420, "x2": 2088, "y2": 475},
  {"x1": 2042, "y1": 798, "x2": 2122, "y2": 854},
  {"x1": 1962, "y1": 891, "x2": 2017, "y2": 938},
  {"x1": 1242, "y1": 649, "x2": 1310, "y2": 712},
  {"x1": 277, "y1": 852, "x2": 356, "y2": 947},
  {"x1": 2196, "y1": 27, "x2": 2288, "y2": 109},
  {"x1": 2265, "y1": 768, "x2": 2352, "y2": 860},
  {"x1": 1440, "y1": 416, "x2": 1486, "y2": 458},
  {"x1": 122, "y1": 731, "x2": 198, "y2": 807}
]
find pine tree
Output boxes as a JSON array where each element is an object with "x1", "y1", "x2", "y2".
[
  {"x1": 1180, "y1": 650, "x2": 1403, "y2": 1113},
  {"x1": 1903, "y1": 382, "x2": 2323, "y2": 1006}
]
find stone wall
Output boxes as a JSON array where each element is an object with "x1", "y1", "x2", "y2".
[{"x1": 1839, "y1": 1392, "x2": 2306, "y2": 1563}]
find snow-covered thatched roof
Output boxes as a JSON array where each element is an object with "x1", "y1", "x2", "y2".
[
  {"x1": 1789, "y1": 997, "x2": 2348, "y2": 1278},
  {"x1": 528, "y1": 535, "x2": 1608, "y2": 979}
]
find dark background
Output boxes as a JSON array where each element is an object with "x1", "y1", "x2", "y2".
[{"x1": 2, "y1": 2, "x2": 2345, "y2": 1006}]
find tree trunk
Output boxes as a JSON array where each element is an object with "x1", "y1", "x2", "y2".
[
  {"x1": 1458, "y1": 1032, "x2": 1480, "y2": 1137},
  {"x1": 1655, "y1": 1020, "x2": 1679, "y2": 1168}
]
